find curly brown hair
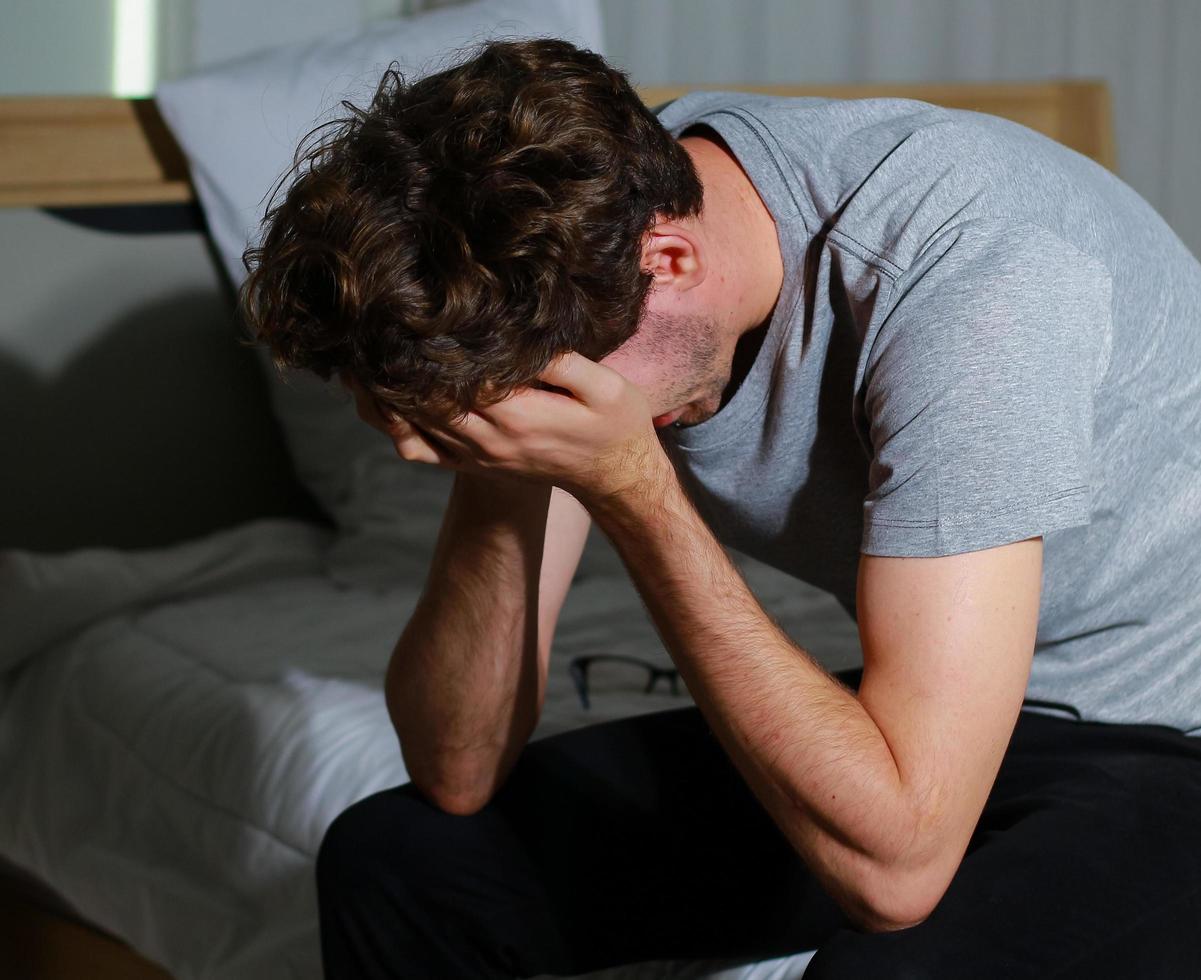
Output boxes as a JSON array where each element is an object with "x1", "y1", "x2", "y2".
[{"x1": 237, "y1": 36, "x2": 704, "y2": 424}]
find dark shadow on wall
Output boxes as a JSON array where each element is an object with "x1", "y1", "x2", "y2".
[{"x1": 1, "y1": 287, "x2": 330, "y2": 554}]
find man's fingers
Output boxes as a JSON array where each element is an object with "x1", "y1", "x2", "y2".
[
  {"x1": 392, "y1": 427, "x2": 433, "y2": 463},
  {"x1": 535, "y1": 350, "x2": 625, "y2": 408},
  {"x1": 342, "y1": 375, "x2": 395, "y2": 434},
  {"x1": 339, "y1": 372, "x2": 416, "y2": 441},
  {"x1": 338, "y1": 370, "x2": 495, "y2": 467},
  {"x1": 395, "y1": 425, "x2": 460, "y2": 468},
  {"x1": 425, "y1": 407, "x2": 494, "y2": 446},
  {"x1": 535, "y1": 351, "x2": 593, "y2": 403}
]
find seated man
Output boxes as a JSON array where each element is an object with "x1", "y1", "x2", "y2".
[{"x1": 239, "y1": 36, "x2": 1201, "y2": 979}]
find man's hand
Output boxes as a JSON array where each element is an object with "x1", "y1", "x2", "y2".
[
  {"x1": 399, "y1": 351, "x2": 665, "y2": 507},
  {"x1": 339, "y1": 368, "x2": 466, "y2": 468}
]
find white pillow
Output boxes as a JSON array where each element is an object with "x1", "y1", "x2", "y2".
[{"x1": 155, "y1": 0, "x2": 606, "y2": 589}]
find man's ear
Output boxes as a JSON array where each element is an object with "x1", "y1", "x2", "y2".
[{"x1": 641, "y1": 219, "x2": 706, "y2": 290}]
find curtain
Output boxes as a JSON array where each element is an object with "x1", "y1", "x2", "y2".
[{"x1": 412, "y1": 0, "x2": 1201, "y2": 259}]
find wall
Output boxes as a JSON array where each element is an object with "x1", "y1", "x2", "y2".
[{"x1": 0, "y1": 0, "x2": 403, "y2": 93}]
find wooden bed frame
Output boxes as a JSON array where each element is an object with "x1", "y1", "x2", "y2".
[
  {"x1": 0, "y1": 79, "x2": 1114, "y2": 979},
  {"x1": 0, "y1": 81, "x2": 1114, "y2": 208}
]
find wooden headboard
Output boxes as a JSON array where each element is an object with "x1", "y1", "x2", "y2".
[{"x1": 0, "y1": 80, "x2": 1114, "y2": 209}]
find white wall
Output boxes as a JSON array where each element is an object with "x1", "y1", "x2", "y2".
[
  {"x1": 0, "y1": 0, "x2": 405, "y2": 94},
  {"x1": 0, "y1": 0, "x2": 116, "y2": 95}
]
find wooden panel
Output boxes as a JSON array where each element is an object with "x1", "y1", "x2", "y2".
[
  {"x1": 0, "y1": 890, "x2": 171, "y2": 980},
  {"x1": 0, "y1": 96, "x2": 192, "y2": 207},
  {"x1": 0, "y1": 81, "x2": 1113, "y2": 208},
  {"x1": 637, "y1": 80, "x2": 1116, "y2": 171}
]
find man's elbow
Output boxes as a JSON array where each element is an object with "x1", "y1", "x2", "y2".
[
  {"x1": 408, "y1": 772, "x2": 495, "y2": 816},
  {"x1": 850, "y1": 895, "x2": 934, "y2": 935},
  {"x1": 836, "y1": 788, "x2": 962, "y2": 932},
  {"x1": 848, "y1": 862, "x2": 950, "y2": 934},
  {"x1": 402, "y1": 742, "x2": 525, "y2": 816},
  {"x1": 428, "y1": 788, "x2": 493, "y2": 817}
]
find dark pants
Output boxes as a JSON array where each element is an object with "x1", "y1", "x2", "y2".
[{"x1": 316, "y1": 667, "x2": 1201, "y2": 978}]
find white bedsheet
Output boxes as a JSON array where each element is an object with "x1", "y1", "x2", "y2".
[{"x1": 0, "y1": 517, "x2": 861, "y2": 979}]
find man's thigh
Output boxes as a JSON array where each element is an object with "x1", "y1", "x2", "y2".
[
  {"x1": 488, "y1": 699, "x2": 853, "y2": 973},
  {"x1": 805, "y1": 711, "x2": 1201, "y2": 979},
  {"x1": 317, "y1": 695, "x2": 857, "y2": 978}
]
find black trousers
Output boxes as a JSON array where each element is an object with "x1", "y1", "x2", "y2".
[{"x1": 316, "y1": 667, "x2": 1201, "y2": 978}]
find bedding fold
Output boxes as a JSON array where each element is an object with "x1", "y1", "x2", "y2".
[{"x1": 0, "y1": 517, "x2": 332, "y2": 674}]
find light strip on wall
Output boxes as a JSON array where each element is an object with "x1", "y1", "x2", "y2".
[{"x1": 112, "y1": 0, "x2": 159, "y2": 96}]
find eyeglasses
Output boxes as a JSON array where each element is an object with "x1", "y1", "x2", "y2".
[{"x1": 567, "y1": 653, "x2": 682, "y2": 710}]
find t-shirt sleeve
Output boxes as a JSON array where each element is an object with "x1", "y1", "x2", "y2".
[{"x1": 860, "y1": 218, "x2": 1112, "y2": 558}]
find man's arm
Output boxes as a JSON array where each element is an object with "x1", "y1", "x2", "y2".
[
  {"x1": 385, "y1": 476, "x2": 592, "y2": 815},
  {"x1": 338, "y1": 370, "x2": 593, "y2": 816},
  {"x1": 394, "y1": 348, "x2": 1043, "y2": 925},
  {"x1": 588, "y1": 450, "x2": 1041, "y2": 933}
]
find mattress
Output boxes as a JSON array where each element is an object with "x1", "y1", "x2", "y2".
[{"x1": 0, "y1": 516, "x2": 864, "y2": 979}]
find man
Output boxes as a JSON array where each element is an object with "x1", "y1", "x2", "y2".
[{"x1": 240, "y1": 36, "x2": 1201, "y2": 979}]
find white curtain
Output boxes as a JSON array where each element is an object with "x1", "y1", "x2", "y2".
[{"x1": 410, "y1": 0, "x2": 1201, "y2": 259}]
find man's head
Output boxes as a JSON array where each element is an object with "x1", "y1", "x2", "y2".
[{"x1": 240, "y1": 37, "x2": 777, "y2": 432}]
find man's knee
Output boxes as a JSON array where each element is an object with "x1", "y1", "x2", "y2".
[
  {"x1": 804, "y1": 926, "x2": 942, "y2": 980},
  {"x1": 316, "y1": 784, "x2": 520, "y2": 978},
  {"x1": 315, "y1": 782, "x2": 558, "y2": 978},
  {"x1": 315, "y1": 782, "x2": 450, "y2": 902}
]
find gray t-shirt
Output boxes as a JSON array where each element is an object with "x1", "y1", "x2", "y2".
[{"x1": 653, "y1": 91, "x2": 1201, "y2": 735}]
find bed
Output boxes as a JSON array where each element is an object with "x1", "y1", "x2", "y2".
[{"x1": 0, "y1": 6, "x2": 1116, "y2": 976}]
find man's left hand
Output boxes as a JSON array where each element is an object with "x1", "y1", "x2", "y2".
[{"x1": 420, "y1": 350, "x2": 667, "y2": 507}]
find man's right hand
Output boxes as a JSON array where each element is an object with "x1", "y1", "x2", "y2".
[
  {"x1": 334, "y1": 367, "x2": 595, "y2": 814},
  {"x1": 339, "y1": 369, "x2": 461, "y2": 468}
]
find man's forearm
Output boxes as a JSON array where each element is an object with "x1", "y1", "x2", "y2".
[
  {"x1": 386, "y1": 472, "x2": 553, "y2": 814},
  {"x1": 586, "y1": 449, "x2": 931, "y2": 930}
]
